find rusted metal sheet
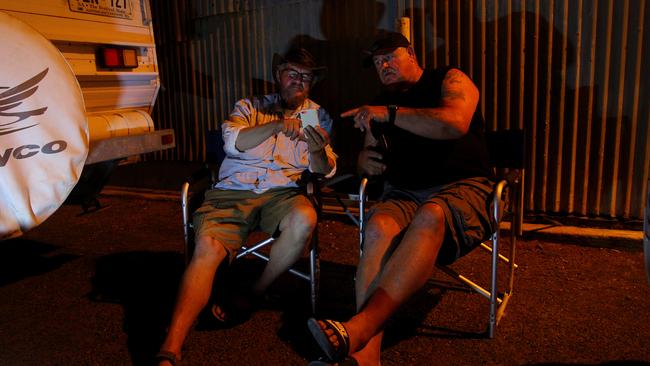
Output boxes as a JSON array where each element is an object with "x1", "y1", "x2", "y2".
[{"x1": 150, "y1": 0, "x2": 649, "y2": 220}]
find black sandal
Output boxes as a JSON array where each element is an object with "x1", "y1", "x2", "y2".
[{"x1": 195, "y1": 303, "x2": 238, "y2": 330}]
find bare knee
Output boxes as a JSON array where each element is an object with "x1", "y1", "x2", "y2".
[
  {"x1": 412, "y1": 203, "x2": 446, "y2": 234},
  {"x1": 193, "y1": 235, "x2": 228, "y2": 264},
  {"x1": 364, "y1": 213, "x2": 401, "y2": 248},
  {"x1": 279, "y1": 204, "x2": 317, "y2": 238}
]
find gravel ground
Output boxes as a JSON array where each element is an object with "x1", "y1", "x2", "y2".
[{"x1": 1, "y1": 194, "x2": 649, "y2": 366}]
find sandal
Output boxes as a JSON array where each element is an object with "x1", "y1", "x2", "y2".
[
  {"x1": 307, "y1": 318, "x2": 350, "y2": 362},
  {"x1": 195, "y1": 303, "x2": 236, "y2": 330},
  {"x1": 227, "y1": 289, "x2": 261, "y2": 320},
  {"x1": 196, "y1": 292, "x2": 260, "y2": 331},
  {"x1": 155, "y1": 350, "x2": 180, "y2": 366},
  {"x1": 308, "y1": 356, "x2": 359, "y2": 366}
]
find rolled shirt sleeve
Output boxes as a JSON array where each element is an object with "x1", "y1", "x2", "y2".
[{"x1": 221, "y1": 98, "x2": 258, "y2": 158}]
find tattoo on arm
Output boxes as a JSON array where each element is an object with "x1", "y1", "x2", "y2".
[{"x1": 442, "y1": 69, "x2": 467, "y2": 102}]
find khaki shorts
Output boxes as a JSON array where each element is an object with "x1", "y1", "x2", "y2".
[
  {"x1": 193, "y1": 187, "x2": 313, "y2": 260},
  {"x1": 368, "y1": 177, "x2": 496, "y2": 265}
]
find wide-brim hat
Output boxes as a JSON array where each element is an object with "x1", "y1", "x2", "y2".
[
  {"x1": 272, "y1": 47, "x2": 327, "y2": 84},
  {"x1": 362, "y1": 31, "x2": 411, "y2": 68}
]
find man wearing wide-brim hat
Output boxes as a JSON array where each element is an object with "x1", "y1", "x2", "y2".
[
  {"x1": 156, "y1": 47, "x2": 337, "y2": 366},
  {"x1": 272, "y1": 47, "x2": 327, "y2": 88}
]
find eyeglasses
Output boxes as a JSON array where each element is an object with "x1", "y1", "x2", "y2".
[
  {"x1": 373, "y1": 53, "x2": 395, "y2": 68},
  {"x1": 282, "y1": 68, "x2": 314, "y2": 83}
]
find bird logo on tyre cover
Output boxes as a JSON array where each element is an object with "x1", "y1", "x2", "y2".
[{"x1": 0, "y1": 68, "x2": 49, "y2": 136}]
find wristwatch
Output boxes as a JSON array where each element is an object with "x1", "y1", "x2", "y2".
[{"x1": 387, "y1": 105, "x2": 398, "y2": 125}]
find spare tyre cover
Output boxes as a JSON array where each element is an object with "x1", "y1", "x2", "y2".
[{"x1": 0, "y1": 11, "x2": 88, "y2": 240}]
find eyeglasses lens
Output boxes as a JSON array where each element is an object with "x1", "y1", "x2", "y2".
[{"x1": 285, "y1": 69, "x2": 313, "y2": 82}]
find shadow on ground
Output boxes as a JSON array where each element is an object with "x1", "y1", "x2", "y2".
[
  {"x1": 89, "y1": 251, "x2": 184, "y2": 365},
  {"x1": 0, "y1": 239, "x2": 79, "y2": 287},
  {"x1": 527, "y1": 362, "x2": 650, "y2": 366}
]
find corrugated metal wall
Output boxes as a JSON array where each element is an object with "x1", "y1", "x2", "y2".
[{"x1": 150, "y1": 0, "x2": 650, "y2": 220}]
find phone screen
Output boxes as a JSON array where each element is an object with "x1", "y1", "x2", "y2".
[{"x1": 298, "y1": 109, "x2": 319, "y2": 128}]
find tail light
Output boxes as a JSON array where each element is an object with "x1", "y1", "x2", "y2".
[{"x1": 97, "y1": 47, "x2": 138, "y2": 69}]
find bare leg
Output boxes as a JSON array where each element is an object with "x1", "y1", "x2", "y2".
[
  {"x1": 157, "y1": 235, "x2": 228, "y2": 365},
  {"x1": 348, "y1": 213, "x2": 402, "y2": 366},
  {"x1": 252, "y1": 201, "x2": 317, "y2": 295},
  {"x1": 349, "y1": 203, "x2": 444, "y2": 351},
  {"x1": 320, "y1": 203, "x2": 445, "y2": 364},
  {"x1": 349, "y1": 334, "x2": 383, "y2": 366},
  {"x1": 355, "y1": 213, "x2": 403, "y2": 308}
]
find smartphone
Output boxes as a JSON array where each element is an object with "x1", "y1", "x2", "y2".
[{"x1": 298, "y1": 109, "x2": 319, "y2": 129}]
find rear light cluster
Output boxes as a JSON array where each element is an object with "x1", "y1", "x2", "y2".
[{"x1": 97, "y1": 47, "x2": 139, "y2": 69}]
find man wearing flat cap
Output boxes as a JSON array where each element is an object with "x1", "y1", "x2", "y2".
[
  {"x1": 156, "y1": 48, "x2": 336, "y2": 366},
  {"x1": 307, "y1": 32, "x2": 494, "y2": 365}
]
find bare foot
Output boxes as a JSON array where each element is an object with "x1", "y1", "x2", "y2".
[{"x1": 318, "y1": 319, "x2": 346, "y2": 351}]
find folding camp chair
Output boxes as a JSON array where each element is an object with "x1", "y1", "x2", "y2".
[
  {"x1": 180, "y1": 130, "x2": 323, "y2": 314},
  {"x1": 358, "y1": 129, "x2": 525, "y2": 338}
]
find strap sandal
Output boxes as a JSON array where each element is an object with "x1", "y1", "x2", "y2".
[
  {"x1": 307, "y1": 318, "x2": 350, "y2": 362},
  {"x1": 195, "y1": 302, "x2": 238, "y2": 330},
  {"x1": 308, "y1": 356, "x2": 359, "y2": 366}
]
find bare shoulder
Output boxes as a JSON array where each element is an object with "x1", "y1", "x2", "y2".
[{"x1": 441, "y1": 68, "x2": 478, "y2": 103}]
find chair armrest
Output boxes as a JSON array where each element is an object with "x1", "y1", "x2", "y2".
[
  {"x1": 299, "y1": 171, "x2": 357, "y2": 194},
  {"x1": 492, "y1": 169, "x2": 524, "y2": 237},
  {"x1": 500, "y1": 169, "x2": 522, "y2": 187},
  {"x1": 298, "y1": 170, "x2": 325, "y2": 197},
  {"x1": 181, "y1": 165, "x2": 217, "y2": 245},
  {"x1": 184, "y1": 164, "x2": 215, "y2": 186},
  {"x1": 493, "y1": 169, "x2": 522, "y2": 209},
  {"x1": 181, "y1": 164, "x2": 216, "y2": 206},
  {"x1": 320, "y1": 173, "x2": 356, "y2": 189}
]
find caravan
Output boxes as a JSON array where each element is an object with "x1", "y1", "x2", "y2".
[{"x1": 0, "y1": 0, "x2": 174, "y2": 239}]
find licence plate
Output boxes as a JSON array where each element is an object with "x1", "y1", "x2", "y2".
[{"x1": 68, "y1": 0, "x2": 133, "y2": 20}]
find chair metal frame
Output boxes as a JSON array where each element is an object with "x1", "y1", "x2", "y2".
[
  {"x1": 181, "y1": 171, "x2": 321, "y2": 313},
  {"x1": 357, "y1": 129, "x2": 525, "y2": 338},
  {"x1": 180, "y1": 129, "x2": 325, "y2": 314}
]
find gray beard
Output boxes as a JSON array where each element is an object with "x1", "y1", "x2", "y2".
[{"x1": 281, "y1": 88, "x2": 307, "y2": 110}]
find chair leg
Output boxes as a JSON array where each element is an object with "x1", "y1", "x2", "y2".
[
  {"x1": 516, "y1": 172, "x2": 525, "y2": 237},
  {"x1": 489, "y1": 230, "x2": 499, "y2": 338},
  {"x1": 358, "y1": 177, "x2": 368, "y2": 256},
  {"x1": 508, "y1": 218, "x2": 517, "y2": 294},
  {"x1": 309, "y1": 239, "x2": 319, "y2": 315}
]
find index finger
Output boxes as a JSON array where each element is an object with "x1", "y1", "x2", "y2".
[
  {"x1": 340, "y1": 108, "x2": 360, "y2": 118},
  {"x1": 365, "y1": 149, "x2": 383, "y2": 159},
  {"x1": 307, "y1": 126, "x2": 328, "y2": 142},
  {"x1": 313, "y1": 125, "x2": 328, "y2": 137}
]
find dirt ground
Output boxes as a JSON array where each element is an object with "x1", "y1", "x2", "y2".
[{"x1": 1, "y1": 193, "x2": 650, "y2": 366}]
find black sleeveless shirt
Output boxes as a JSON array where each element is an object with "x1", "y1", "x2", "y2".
[{"x1": 371, "y1": 67, "x2": 490, "y2": 190}]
